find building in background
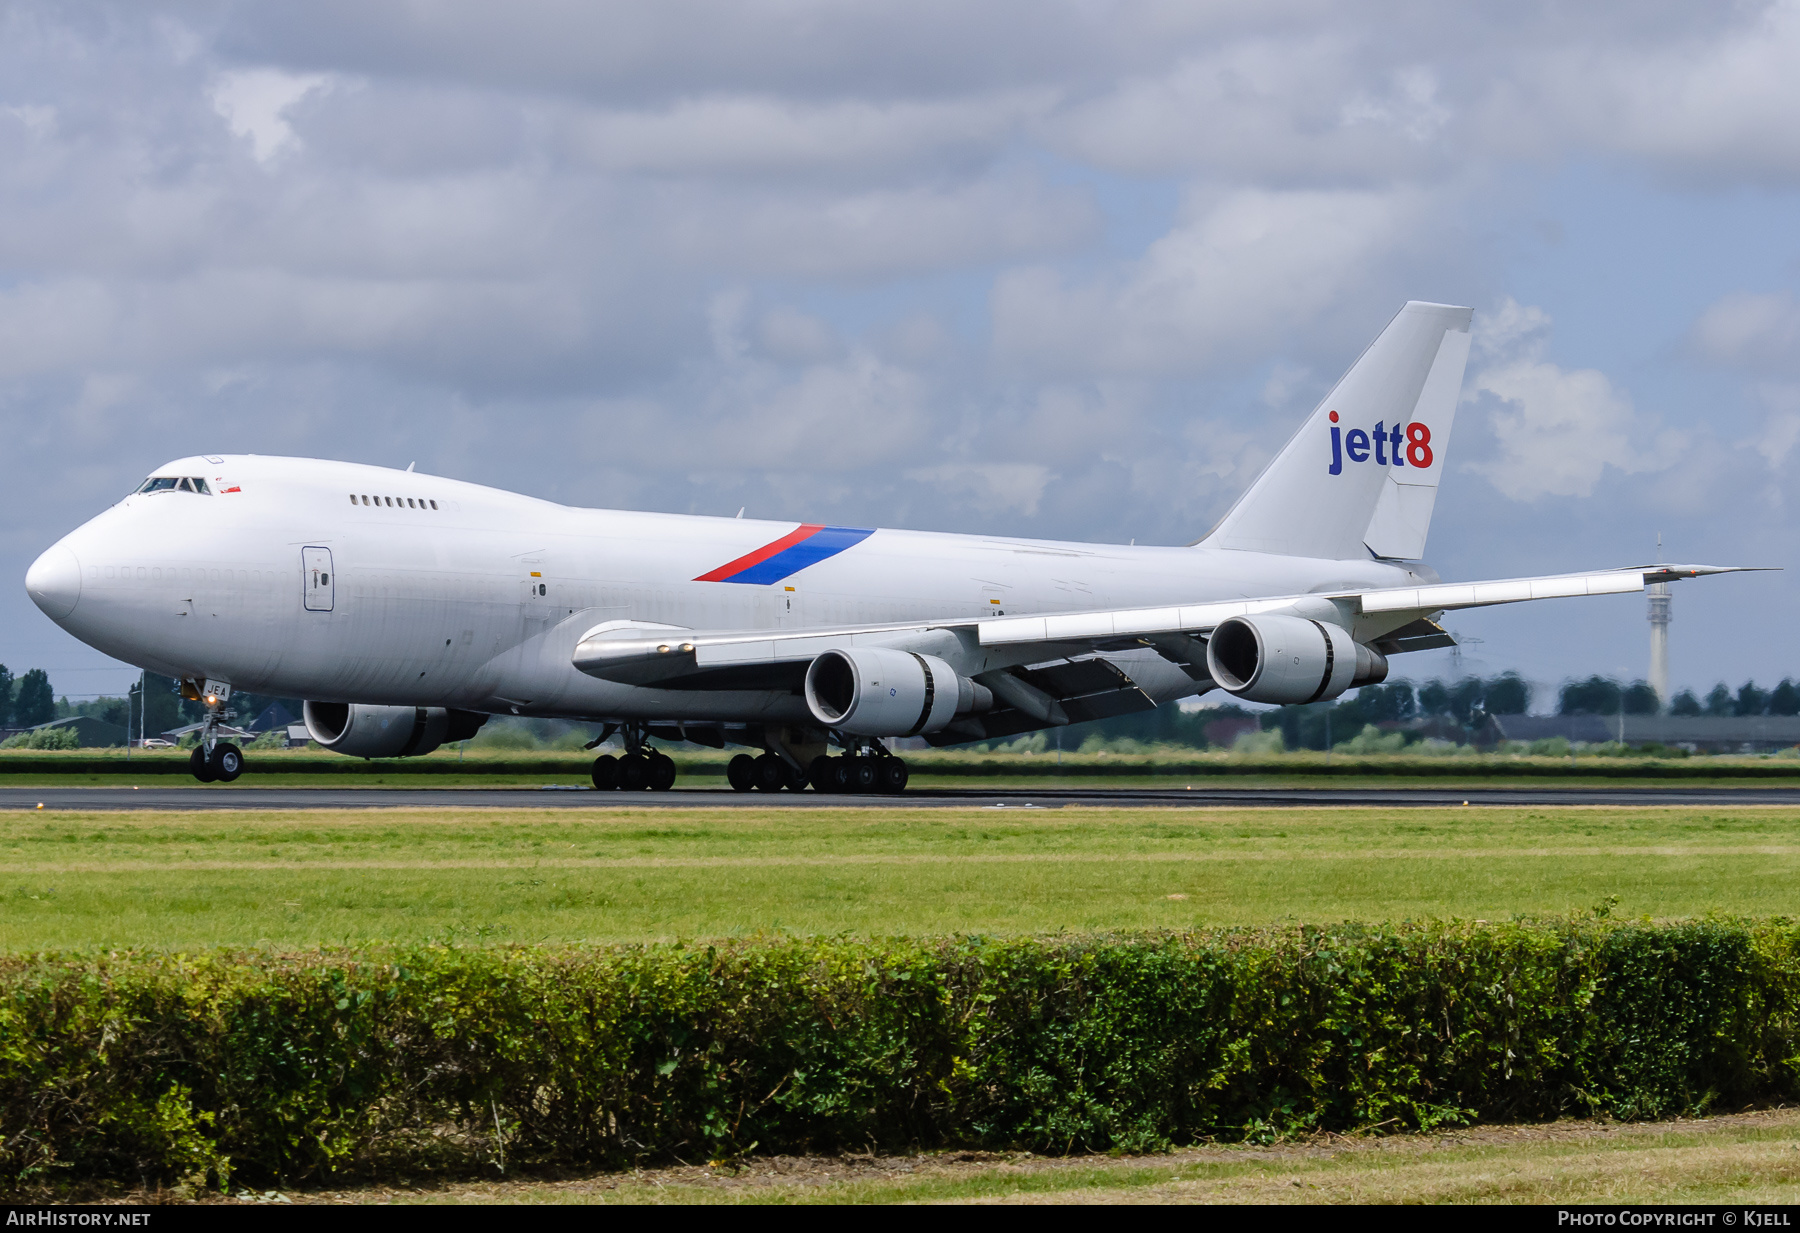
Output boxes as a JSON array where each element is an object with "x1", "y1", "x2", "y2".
[{"x1": 1486, "y1": 713, "x2": 1800, "y2": 753}]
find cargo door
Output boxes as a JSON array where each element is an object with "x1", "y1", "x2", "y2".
[{"x1": 302, "y1": 547, "x2": 334, "y2": 612}]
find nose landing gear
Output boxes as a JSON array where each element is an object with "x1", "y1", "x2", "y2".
[{"x1": 186, "y1": 680, "x2": 245, "y2": 783}]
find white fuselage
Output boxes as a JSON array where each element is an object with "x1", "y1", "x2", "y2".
[{"x1": 29, "y1": 455, "x2": 1431, "y2": 724}]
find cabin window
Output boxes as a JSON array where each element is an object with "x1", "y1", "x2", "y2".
[
  {"x1": 429, "y1": 500, "x2": 438, "y2": 510},
  {"x1": 386, "y1": 496, "x2": 394, "y2": 507},
  {"x1": 407, "y1": 498, "x2": 416, "y2": 508},
  {"x1": 348, "y1": 494, "x2": 357, "y2": 503}
]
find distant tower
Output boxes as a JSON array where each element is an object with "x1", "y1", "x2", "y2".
[{"x1": 1648, "y1": 532, "x2": 1671, "y2": 704}]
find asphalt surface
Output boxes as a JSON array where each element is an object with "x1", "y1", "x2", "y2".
[{"x1": 6, "y1": 785, "x2": 1800, "y2": 810}]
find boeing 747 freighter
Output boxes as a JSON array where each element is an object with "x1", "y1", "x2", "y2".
[{"x1": 24, "y1": 302, "x2": 1756, "y2": 790}]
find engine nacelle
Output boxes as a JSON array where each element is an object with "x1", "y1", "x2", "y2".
[
  {"x1": 804, "y1": 648, "x2": 985, "y2": 736},
  {"x1": 303, "y1": 701, "x2": 488, "y2": 758},
  {"x1": 1204, "y1": 614, "x2": 1387, "y2": 705}
]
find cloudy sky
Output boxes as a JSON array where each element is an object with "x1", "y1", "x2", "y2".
[{"x1": 5, "y1": 0, "x2": 1797, "y2": 710}]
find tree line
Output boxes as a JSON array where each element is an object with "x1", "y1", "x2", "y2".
[
  {"x1": 0, "y1": 666, "x2": 56, "y2": 729},
  {"x1": 1556, "y1": 675, "x2": 1800, "y2": 717}
]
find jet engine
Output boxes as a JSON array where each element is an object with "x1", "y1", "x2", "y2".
[
  {"x1": 1204, "y1": 614, "x2": 1387, "y2": 705},
  {"x1": 803, "y1": 648, "x2": 989, "y2": 736},
  {"x1": 303, "y1": 701, "x2": 488, "y2": 758}
]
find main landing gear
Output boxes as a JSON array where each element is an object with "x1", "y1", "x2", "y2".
[
  {"x1": 725, "y1": 748, "x2": 910, "y2": 794},
  {"x1": 590, "y1": 724, "x2": 676, "y2": 791},
  {"x1": 725, "y1": 752, "x2": 809, "y2": 793}
]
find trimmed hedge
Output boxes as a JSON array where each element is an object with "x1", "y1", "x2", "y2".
[{"x1": 3, "y1": 921, "x2": 1798, "y2": 1189}]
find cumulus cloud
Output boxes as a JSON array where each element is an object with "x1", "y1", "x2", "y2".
[
  {"x1": 901, "y1": 462, "x2": 1056, "y2": 517},
  {"x1": 1481, "y1": 1, "x2": 1800, "y2": 183},
  {"x1": 594, "y1": 342, "x2": 936, "y2": 476},
  {"x1": 563, "y1": 92, "x2": 1046, "y2": 180},
  {"x1": 209, "y1": 68, "x2": 335, "y2": 162},
  {"x1": 1465, "y1": 299, "x2": 1682, "y2": 501},
  {"x1": 1747, "y1": 383, "x2": 1800, "y2": 468},
  {"x1": 1052, "y1": 40, "x2": 1457, "y2": 183},
  {"x1": 1691, "y1": 291, "x2": 1800, "y2": 376},
  {"x1": 992, "y1": 186, "x2": 1438, "y2": 376}
]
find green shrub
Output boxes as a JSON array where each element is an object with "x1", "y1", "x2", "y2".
[
  {"x1": 1, "y1": 921, "x2": 1797, "y2": 1189},
  {"x1": 1232, "y1": 729, "x2": 1284, "y2": 755},
  {"x1": 0, "y1": 727, "x2": 78, "y2": 751},
  {"x1": 1333, "y1": 725, "x2": 1408, "y2": 756}
]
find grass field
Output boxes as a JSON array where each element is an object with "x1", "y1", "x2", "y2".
[
  {"x1": 6, "y1": 804, "x2": 1800, "y2": 950},
  {"x1": 266, "y1": 1109, "x2": 1800, "y2": 1205}
]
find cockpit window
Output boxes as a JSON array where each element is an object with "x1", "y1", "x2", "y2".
[{"x1": 134, "y1": 476, "x2": 212, "y2": 495}]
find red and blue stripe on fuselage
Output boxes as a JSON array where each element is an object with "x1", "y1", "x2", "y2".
[{"x1": 694, "y1": 524, "x2": 875, "y2": 585}]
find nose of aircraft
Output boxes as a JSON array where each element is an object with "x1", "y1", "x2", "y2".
[{"x1": 25, "y1": 543, "x2": 82, "y2": 621}]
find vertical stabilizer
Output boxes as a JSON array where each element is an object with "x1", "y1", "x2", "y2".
[{"x1": 1204, "y1": 301, "x2": 1472, "y2": 560}]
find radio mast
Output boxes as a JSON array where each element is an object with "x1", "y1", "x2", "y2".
[{"x1": 1648, "y1": 532, "x2": 1671, "y2": 704}]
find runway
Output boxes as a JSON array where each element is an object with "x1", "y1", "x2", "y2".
[{"x1": 6, "y1": 785, "x2": 1800, "y2": 810}]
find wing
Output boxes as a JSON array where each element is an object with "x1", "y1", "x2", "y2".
[
  {"x1": 976, "y1": 564, "x2": 1760, "y2": 648},
  {"x1": 574, "y1": 564, "x2": 1763, "y2": 685},
  {"x1": 568, "y1": 563, "x2": 1764, "y2": 742}
]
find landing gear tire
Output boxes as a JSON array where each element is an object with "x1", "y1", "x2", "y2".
[
  {"x1": 808, "y1": 755, "x2": 838, "y2": 793},
  {"x1": 190, "y1": 746, "x2": 217, "y2": 783},
  {"x1": 619, "y1": 752, "x2": 652, "y2": 791},
  {"x1": 649, "y1": 752, "x2": 677, "y2": 792},
  {"x1": 209, "y1": 743, "x2": 244, "y2": 782},
  {"x1": 849, "y1": 755, "x2": 879, "y2": 793},
  {"x1": 752, "y1": 753, "x2": 786, "y2": 792},
  {"x1": 591, "y1": 754, "x2": 620, "y2": 790},
  {"x1": 727, "y1": 753, "x2": 757, "y2": 793},
  {"x1": 879, "y1": 758, "x2": 909, "y2": 794},
  {"x1": 782, "y1": 759, "x2": 809, "y2": 791}
]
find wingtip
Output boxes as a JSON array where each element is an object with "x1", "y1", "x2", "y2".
[{"x1": 1635, "y1": 563, "x2": 1781, "y2": 582}]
